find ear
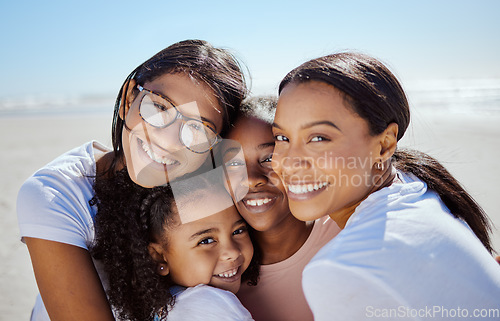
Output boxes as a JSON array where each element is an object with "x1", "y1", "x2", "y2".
[
  {"x1": 148, "y1": 242, "x2": 170, "y2": 276},
  {"x1": 377, "y1": 122, "x2": 398, "y2": 161},
  {"x1": 118, "y1": 78, "x2": 138, "y2": 121}
]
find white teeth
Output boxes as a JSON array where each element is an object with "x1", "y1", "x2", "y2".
[
  {"x1": 245, "y1": 198, "x2": 272, "y2": 207},
  {"x1": 141, "y1": 141, "x2": 177, "y2": 165},
  {"x1": 288, "y1": 182, "x2": 328, "y2": 194},
  {"x1": 217, "y1": 267, "x2": 238, "y2": 278}
]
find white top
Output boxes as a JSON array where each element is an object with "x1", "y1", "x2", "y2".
[
  {"x1": 237, "y1": 216, "x2": 340, "y2": 321},
  {"x1": 167, "y1": 285, "x2": 254, "y2": 321},
  {"x1": 303, "y1": 172, "x2": 500, "y2": 321},
  {"x1": 17, "y1": 141, "x2": 109, "y2": 321}
]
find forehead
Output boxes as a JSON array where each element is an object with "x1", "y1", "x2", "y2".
[
  {"x1": 276, "y1": 81, "x2": 365, "y2": 130},
  {"x1": 170, "y1": 204, "x2": 241, "y2": 235},
  {"x1": 174, "y1": 189, "x2": 235, "y2": 224},
  {"x1": 228, "y1": 116, "x2": 274, "y2": 148},
  {"x1": 144, "y1": 72, "x2": 223, "y2": 131}
]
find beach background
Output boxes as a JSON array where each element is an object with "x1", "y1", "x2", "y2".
[
  {"x1": 2, "y1": 1, "x2": 500, "y2": 320},
  {"x1": 1, "y1": 80, "x2": 500, "y2": 320}
]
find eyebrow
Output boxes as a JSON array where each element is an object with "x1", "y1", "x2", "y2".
[
  {"x1": 223, "y1": 146, "x2": 242, "y2": 156},
  {"x1": 233, "y1": 219, "x2": 246, "y2": 227},
  {"x1": 273, "y1": 121, "x2": 341, "y2": 131},
  {"x1": 257, "y1": 142, "x2": 275, "y2": 150},
  {"x1": 189, "y1": 228, "x2": 218, "y2": 241},
  {"x1": 188, "y1": 219, "x2": 246, "y2": 241},
  {"x1": 223, "y1": 142, "x2": 274, "y2": 156}
]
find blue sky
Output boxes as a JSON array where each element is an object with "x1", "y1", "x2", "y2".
[{"x1": 1, "y1": 0, "x2": 499, "y2": 99}]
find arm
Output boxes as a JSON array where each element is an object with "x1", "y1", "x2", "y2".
[{"x1": 25, "y1": 238, "x2": 115, "y2": 321}]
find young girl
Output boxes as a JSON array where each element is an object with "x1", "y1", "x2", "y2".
[
  {"x1": 272, "y1": 52, "x2": 500, "y2": 320},
  {"x1": 222, "y1": 96, "x2": 340, "y2": 321},
  {"x1": 16, "y1": 39, "x2": 247, "y2": 321},
  {"x1": 92, "y1": 172, "x2": 255, "y2": 320}
]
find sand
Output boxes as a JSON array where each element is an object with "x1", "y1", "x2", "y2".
[{"x1": 1, "y1": 109, "x2": 499, "y2": 319}]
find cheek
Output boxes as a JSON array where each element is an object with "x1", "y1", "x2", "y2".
[
  {"x1": 224, "y1": 170, "x2": 248, "y2": 200},
  {"x1": 270, "y1": 151, "x2": 285, "y2": 178},
  {"x1": 240, "y1": 238, "x2": 254, "y2": 268}
]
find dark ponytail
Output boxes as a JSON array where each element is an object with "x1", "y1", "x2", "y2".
[{"x1": 393, "y1": 148, "x2": 493, "y2": 253}]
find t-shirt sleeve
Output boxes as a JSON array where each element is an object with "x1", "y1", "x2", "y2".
[
  {"x1": 167, "y1": 285, "x2": 254, "y2": 321},
  {"x1": 303, "y1": 260, "x2": 417, "y2": 321},
  {"x1": 17, "y1": 166, "x2": 95, "y2": 250}
]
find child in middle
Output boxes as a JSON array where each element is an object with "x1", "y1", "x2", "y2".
[
  {"x1": 92, "y1": 170, "x2": 256, "y2": 321},
  {"x1": 222, "y1": 96, "x2": 341, "y2": 321}
]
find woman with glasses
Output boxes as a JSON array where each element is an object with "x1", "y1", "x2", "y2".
[{"x1": 17, "y1": 39, "x2": 247, "y2": 321}]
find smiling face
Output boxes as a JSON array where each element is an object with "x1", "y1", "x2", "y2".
[
  {"x1": 223, "y1": 116, "x2": 291, "y2": 232},
  {"x1": 272, "y1": 81, "x2": 384, "y2": 225},
  {"x1": 161, "y1": 198, "x2": 253, "y2": 294},
  {"x1": 121, "y1": 72, "x2": 223, "y2": 187}
]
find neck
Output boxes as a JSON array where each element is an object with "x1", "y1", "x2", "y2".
[
  {"x1": 330, "y1": 164, "x2": 397, "y2": 229},
  {"x1": 254, "y1": 214, "x2": 314, "y2": 265}
]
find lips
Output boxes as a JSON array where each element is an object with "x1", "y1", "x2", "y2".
[
  {"x1": 287, "y1": 181, "x2": 328, "y2": 194},
  {"x1": 138, "y1": 138, "x2": 180, "y2": 166},
  {"x1": 245, "y1": 197, "x2": 273, "y2": 207},
  {"x1": 215, "y1": 267, "x2": 238, "y2": 278},
  {"x1": 213, "y1": 266, "x2": 241, "y2": 283},
  {"x1": 285, "y1": 181, "x2": 329, "y2": 201},
  {"x1": 240, "y1": 193, "x2": 278, "y2": 214}
]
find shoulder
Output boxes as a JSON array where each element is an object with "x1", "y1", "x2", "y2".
[
  {"x1": 17, "y1": 141, "x2": 106, "y2": 247},
  {"x1": 169, "y1": 285, "x2": 253, "y2": 321},
  {"x1": 18, "y1": 141, "x2": 107, "y2": 197}
]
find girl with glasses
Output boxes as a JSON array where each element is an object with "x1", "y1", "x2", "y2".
[
  {"x1": 17, "y1": 39, "x2": 247, "y2": 321},
  {"x1": 271, "y1": 52, "x2": 500, "y2": 320}
]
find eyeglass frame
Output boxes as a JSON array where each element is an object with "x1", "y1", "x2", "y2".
[{"x1": 136, "y1": 84, "x2": 222, "y2": 154}]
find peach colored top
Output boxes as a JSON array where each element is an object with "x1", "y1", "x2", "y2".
[{"x1": 237, "y1": 216, "x2": 340, "y2": 321}]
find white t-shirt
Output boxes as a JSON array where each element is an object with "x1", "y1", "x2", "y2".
[
  {"x1": 303, "y1": 171, "x2": 500, "y2": 321},
  {"x1": 17, "y1": 141, "x2": 109, "y2": 320},
  {"x1": 166, "y1": 285, "x2": 254, "y2": 321}
]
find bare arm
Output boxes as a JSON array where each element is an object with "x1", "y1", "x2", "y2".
[{"x1": 25, "y1": 237, "x2": 115, "y2": 321}]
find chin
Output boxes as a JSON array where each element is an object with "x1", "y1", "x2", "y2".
[{"x1": 288, "y1": 201, "x2": 325, "y2": 222}]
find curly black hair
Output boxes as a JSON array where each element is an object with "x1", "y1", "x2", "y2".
[
  {"x1": 91, "y1": 169, "x2": 174, "y2": 321},
  {"x1": 91, "y1": 168, "x2": 260, "y2": 320}
]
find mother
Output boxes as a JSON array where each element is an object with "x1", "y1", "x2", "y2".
[
  {"x1": 17, "y1": 39, "x2": 247, "y2": 321},
  {"x1": 271, "y1": 52, "x2": 500, "y2": 320}
]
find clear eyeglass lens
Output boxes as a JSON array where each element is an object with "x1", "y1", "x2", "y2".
[
  {"x1": 140, "y1": 94, "x2": 176, "y2": 127},
  {"x1": 181, "y1": 120, "x2": 216, "y2": 152},
  {"x1": 140, "y1": 92, "x2": 217, "y2": 153}
]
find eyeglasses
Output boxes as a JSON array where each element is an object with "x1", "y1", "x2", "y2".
[{"x1": 136, "y1": 85, "x2": 221, "y2": 154}]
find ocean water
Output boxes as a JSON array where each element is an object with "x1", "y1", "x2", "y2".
[
  {"x1": 0, "y1": 94, "x2": 115, "y2": 117},
  {"x1": 404, "y1": 79, "x2": 500, "y2": 114},
  {"x1": 1, "y1": 79, "x2": 500, "y2": 116}
]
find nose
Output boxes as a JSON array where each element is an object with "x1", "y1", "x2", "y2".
[
  {"x1": 273, "y1": 143, "x2": 311, "y2": 176},
  {"x1": 220, "y1": 238, "x2": 241, "y2": 262},
  {"x1": 243, "y1": 166, "x2": 268, "y2": 189}
]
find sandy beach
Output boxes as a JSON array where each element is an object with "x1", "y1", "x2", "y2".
[{"x1": 1, "y1": 108, "x2": 499, "y2": 320}]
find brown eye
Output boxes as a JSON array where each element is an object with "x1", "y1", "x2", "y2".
[
  {"x1": 310, "y1": 136, "x2": 329, "y2": 142},
  {"x1": 275, "y1": 135, "x2": 288, "y2": 142}
]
